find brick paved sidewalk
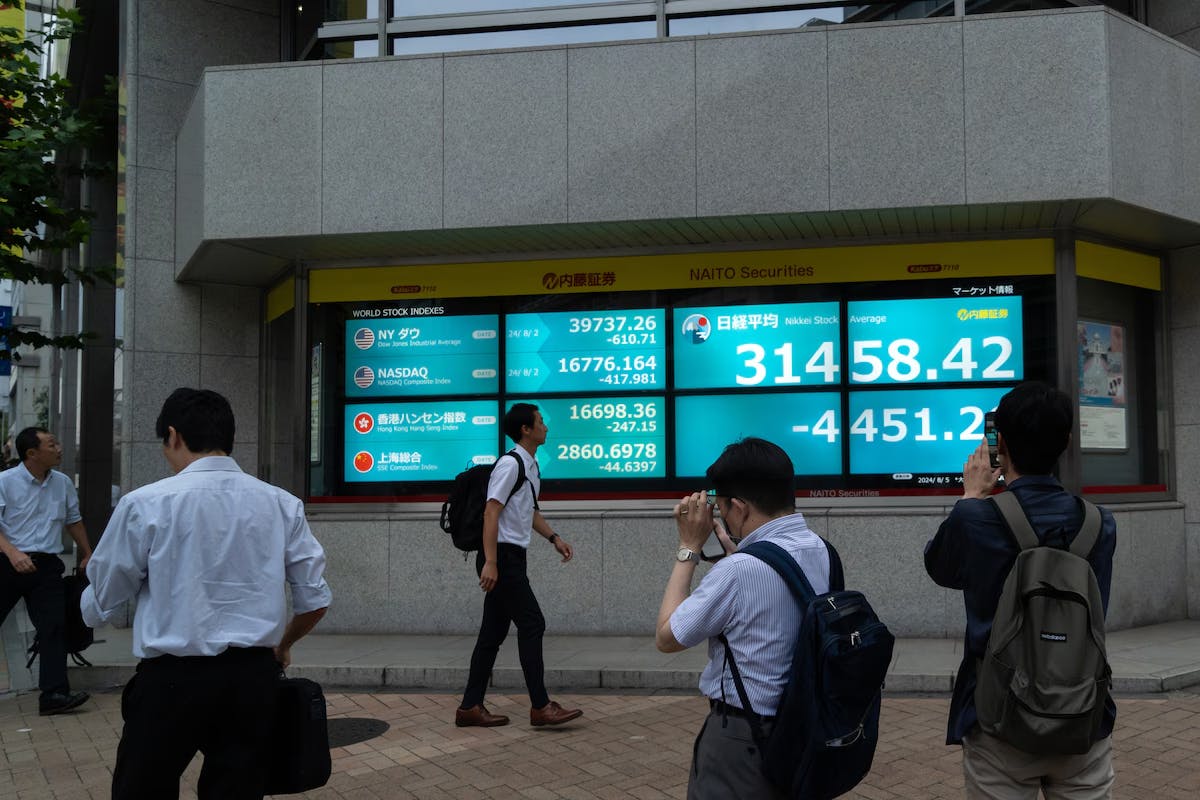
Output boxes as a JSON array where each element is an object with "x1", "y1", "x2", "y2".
[{"x1": 2, "y1": 689, "x2": 1200, "y2": 799}]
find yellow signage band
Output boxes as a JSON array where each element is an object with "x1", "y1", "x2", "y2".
[
  {"x1": 1075, "y1": 241, "x2": 1161, "y2": 291},
  {"x1": 309, "y1": 239, "x2": 1056, "y2": 304}
]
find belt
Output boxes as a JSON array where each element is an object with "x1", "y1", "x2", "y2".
[
  {"x1": 143, "y1": 646, "x2": 275, "y2": 666},
  {"x1": 27, "y1": 552, "x2": 59, "y2": 559},
  {"x1": 710, "y1": 699, "x2": 773, "y2": 722}
]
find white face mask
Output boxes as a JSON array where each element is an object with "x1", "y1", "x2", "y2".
[{"x1": 721, "y1": 499, "x2": 745, "y2": 544}]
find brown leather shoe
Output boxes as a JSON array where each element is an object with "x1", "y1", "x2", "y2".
[
  {"x1": 530, "y1": 701, "x2": 583, "y2": 727},
  {"x1": 455, "y1": 704, "x2": 510, "y2": 727}
]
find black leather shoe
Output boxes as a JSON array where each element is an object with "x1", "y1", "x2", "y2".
[{"x1": 39, "y1": 690, "x2": 90, "y2": 716}]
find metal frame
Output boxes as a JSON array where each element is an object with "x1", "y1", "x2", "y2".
[{"x1": 313, "y1": 1, "x2": 962, "y2": 56}]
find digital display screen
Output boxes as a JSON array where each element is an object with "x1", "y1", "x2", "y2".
[
  {"x1": 344, "y1": 400, "x2": 499, "y2": 482},
  {"x1": 331, "y1": 278, "x2": 1042, "y2": 495},
  {"x1": 848, "y1": 387, "x2": 1010, "y2": 475},
  {"x1": 506, "y1": 309, "x2": 665, "y2": 393},
  {"x1": 674, "y1": 393, "x2": 842, "y2": 478},
  {"x1": 673, "y1": 302, "x2": 840, "y2": 390},
  {"x1": 345, "y1": 315, "x2": 500, "y2": 397},
  {"x1": 516, "y1": 397, "x2": 666, "y2": 479},
  {"x1": 847, "y1": 297, "x2": 1023, "y2": 384}
]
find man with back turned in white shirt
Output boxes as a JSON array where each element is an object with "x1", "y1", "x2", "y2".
[
  {"x1": 656, "y1": 437, "x2": 834, "y2": 799},
  {"x1": 81, "y1": 388, "x2": 333, "y2": 800}
]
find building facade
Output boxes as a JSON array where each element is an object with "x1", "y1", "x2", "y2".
[{"x1": 107, "y1": 0, "x2": 1200, "y2": 635}]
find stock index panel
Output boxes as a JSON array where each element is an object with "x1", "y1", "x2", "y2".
[
  {"x1": 338, "y1": 287, "x2": 1032, "y2": 490},
  {"x1": 670, "y1": 293, "x2": 1025, "y2": 484},
  {"x1": 506, "y1": 309, "x2": 665, "y2": 393},
  {"x1": 518, "y1": 397, "x2": 667, "y2": 480},
  {"x1": 847, "y1": 296, "x2": 1023, "y2": 385},
  {"x1": 345, "y1": 314, "x2": 500, "y2": 397},
  {"x1": 344, "y1": 400, "x2": 500, "y2": 482},
  {"x1": 673, "y1": 301, "x2": 840, "y2": 389}
]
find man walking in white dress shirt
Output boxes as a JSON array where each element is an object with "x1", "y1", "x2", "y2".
[{"x1": 81, "y1": 388, "x2": 333, "y2": 800}]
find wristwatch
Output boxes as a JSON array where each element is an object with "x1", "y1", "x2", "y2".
[{"x1": 676, "y1": 546, "x2": 701, "y2": 564}]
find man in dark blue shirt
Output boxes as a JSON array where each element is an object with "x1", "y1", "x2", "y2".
[{"x1": 925, "y1": 382, "x2": 1117, "y2": 799}]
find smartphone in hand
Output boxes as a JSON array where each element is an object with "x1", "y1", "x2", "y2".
[{"x1": 984, "y1": 411, "x2": 1000, "y2": 469}]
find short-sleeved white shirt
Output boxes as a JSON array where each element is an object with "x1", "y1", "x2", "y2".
[
  {"x1": 0, "y1": 463, "x2": 82, "y2": 553},
  {"x1": 669, "y1": 513, "x2": 830, "y2": 716},
  {"x1": 486, "y1": 447, "x2": 539, "y2": 548}
]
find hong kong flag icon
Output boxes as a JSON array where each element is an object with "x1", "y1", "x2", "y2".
[{"x1": 354, "y1": 412, "x2": 373, "y2": 434}]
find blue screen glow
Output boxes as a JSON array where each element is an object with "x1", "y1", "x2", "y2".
[
  {"x1": 673, "y1": 302, "x2": 841, "y2": 390},
  {"x1": 847, "y1": 296, "x2": 1022, "y2": 385},
  {"x1": 506, "y1": 309, "x2": 665, "y2": 393},
  {"x1": 345, "y1": 315, "x2": 499, "y2": 397},
  {"x1": 848, "y1": 387, "x2": 1011, "y2": 475},
  {"x1": 674, "y1": 393, "x2": 842, "y2": 478},
  {"x1": 345, "y1": 400, "x2": 499, "y2": 482}
]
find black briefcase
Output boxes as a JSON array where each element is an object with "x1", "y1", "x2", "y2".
[
  {"x1": 265, "y1": 675, "x2": 332, "y2": 794},
  {"x1": 26, "y1": 568, "x2": 94, "y2": 670}
]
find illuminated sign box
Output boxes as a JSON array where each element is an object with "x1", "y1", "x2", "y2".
[
  {"x1": 514, "y1": 397, "x2": 666, "y2": 479},
  {"x1": 675, "y1": 393, "x2": 842, "y2": 478},
  {"x1": 506, "y1": 309, "x2": 665, "y2": 393},
  {"x1": 345, "y1": 315, "x2": 499, "y2": 397},
  {"x1": 321, "y1": 245, "x2": 1050, "y2": 495},
  {"x1": 344, "y1": 400, "x2": 499, "y2": 482}
]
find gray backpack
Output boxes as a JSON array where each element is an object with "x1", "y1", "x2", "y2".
[{"x1": 975, "y1": 491, "x2": 1111, "y2": 755}]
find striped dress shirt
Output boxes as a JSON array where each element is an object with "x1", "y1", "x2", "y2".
[{"x1": 669, "y1": 512, "x2": 829, "y2": 716}]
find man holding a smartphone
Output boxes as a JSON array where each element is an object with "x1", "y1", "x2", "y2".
[{"x1": 924, "y1": 382, "x2": 1118, "y2": 798}]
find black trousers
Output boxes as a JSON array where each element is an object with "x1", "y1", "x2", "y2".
[
  {"x1": 112, "y1": 646, "x2": 279, "y2": 800},
  {"x1": 0, "y1": 552, "x2": 68, "y2": 698},
  {"x1": 461, "y1": 543, "x2": 549, "y2": 710}
]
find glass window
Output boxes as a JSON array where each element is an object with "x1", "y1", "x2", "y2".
[
  {"x1": 321, "y1": 38, "x2": 381, "y2": 58},
  {"x1": 326, "y1": 0, "x2": 380, "y2": 20},
  {"x1": 1077, "y1": 274, "x2": 1165, "y2": 493},
  {"x1": 391, "y1": 20, "x2": 655, "y2": 56},
  {"x1": 396, "y1": 1, "x2": 610, "y2": 15},
  {"x1": 669, "y1": 8, "x2": 843, "y2": 36}
]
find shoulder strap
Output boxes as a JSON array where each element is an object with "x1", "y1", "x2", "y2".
[
  {"x1": 717, "y1": 631, "x2": 767, "y2": 747},
  {"x1": 990, "y1": 491, "x2": 1039, "y2": 551},
  {"x1": 1069, "y1": 498, "x2": 1103, "y2": 559},
  {"x1": 824, "y1": 537, "x2": 846, "y2": 592},
  {"x1": 717, "y1": 539, "x2": 829, "y2": 747},
  {"x1": 503, "y1": 450, "x2": 539, "y2": 510},
  {"x1": 741, "y1": 540, "x2": 818, "y2": 605}
]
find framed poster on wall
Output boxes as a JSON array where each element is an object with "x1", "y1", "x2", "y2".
[{"x1": 1077, "y1": 320, "x2": 1127, "y2": 450}]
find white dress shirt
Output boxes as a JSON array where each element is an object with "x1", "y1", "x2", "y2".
[
  {"x1": 80, "y1": 456, "x2": 333, "y2": 658},
  {"x1": 486, "y1": 447, "x2": 540, "y2": 549},
  {"x1": 669, "y1": 512, "x2": 830, "y2": 716},
  {"x1": 0, "y1": 463, "x2": 82, "y2": 553}
]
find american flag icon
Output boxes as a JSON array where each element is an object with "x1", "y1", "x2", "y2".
[
  {"x1": 353, "y1": 366, "x2": 375, "y2": 389},
  {"x1": 354, "y1": 328, "x2": 375, "y2": 350}
]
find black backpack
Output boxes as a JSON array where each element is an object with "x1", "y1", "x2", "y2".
[
  {"x1": 27, "y1": 568, "x2": 94, "y2": 669},
  {"x1": 439, "y1": 450, "x2": 533, "y2": 551},
  {"x1": 720, "y1": 540, "x2": 895, "y2": 800}
]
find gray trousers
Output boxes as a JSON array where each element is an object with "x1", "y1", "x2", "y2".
[
  {"x1": 687, "y1": 709, "x2": 785, "y2": 800},
  {"x1": 962, "y1": 729, "x2": 1114, "y2": 800}
]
